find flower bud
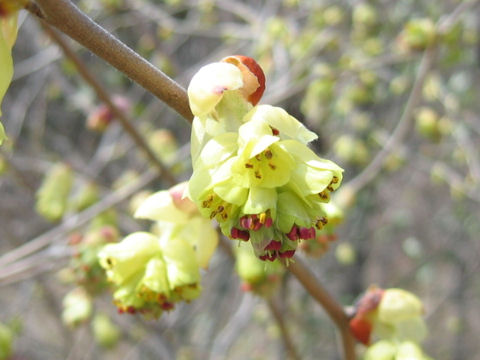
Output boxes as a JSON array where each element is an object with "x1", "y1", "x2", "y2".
[
  {"x1": 378, "y1": 289, "x2": 423, "y2": 325},
  {"x1": 86, "y1": 95, "x2": 131, "y2": 132},
  {"x1": 364, "y1": 340, "x2": 396, "y2": 360},
  {"x1": 188, "y1": 55, "x2": 265, "y2": 117},
  {"x1": 349, "y1": 287, "x2": 427, "y2": 345},
  {"x1": 0, "y1": 321, "x2": 13, "y2": 360},
  {"x1": 398, "y1": 18, "x2": 436, "y2": 52},
  {"x1": 335, "y1": 242, "x2": 356, "y2": 265},
  {"x1": 92, "y1": 314, "x2": 120, "y2": 348},
  {"x1": 0, "y1": 123, "x2": 5, "y2": 146},
  {"x1": 147, "y1": 129, "x2": 179, "y2": 165},
  {"x1": 62, "y1": 287, "x2": 93, "y2": 327},
  {"x1": 0, "y1": 153, "x2": 7, "y2": 174},
  {"x1": 415, "y1": 107, "x2": 440, "y2": 141},
  {"x1": 36, "y1": 163, "x2": 74, "y2": 221},
  {"x1": 1, "y1": 12, "x2": 19, "y2": 139},
  {"x1": 221, "y1": 55, "x2": 266, "y2": 107},
  {"x1": 70, "y1": 182, "x2": 99, "y2": 212}
]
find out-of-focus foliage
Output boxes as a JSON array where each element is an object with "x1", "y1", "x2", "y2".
[{"x1": 1, "y1": 0, "x2": 480, "y2": 359}]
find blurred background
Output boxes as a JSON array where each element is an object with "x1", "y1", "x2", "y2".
[{"x1": 1, "y1": 0, "x2": 480, "y2": 359}]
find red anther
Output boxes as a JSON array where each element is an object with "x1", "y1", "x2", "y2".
[
  {"x1": 264, "y1": 217, "x2": 273, "y2": 228},
  {"x1": 264, "y1": 240, "x2": 282, "y2": 251},
  {"x1": 231, "y1": 227, "x2": 250, "y2": 241},
  {"x1": 279, "y1": 250, "x2": 296, "y2": 258},
  {"x1": 287, "y1": 225, "x2": 299, "y2": 241},
  {"x1": 299, "y1": 226, "x2": 316, "y2": 240},
  {"x1": 252, "y1": 220, "x2": 262, "y2": 231},
  {"x1": 117, "y1": 308, "x2": 124, "y2": 314},
  {"x1": 161, "y1": 302, "x2": 174, "y2": 311},
  {"x1": 271, "y1": 127, "x2": 280, "y2": 136},
  {"x1": 126, "y1": 306, "x2": 136, "y2": 314},
  {"x1": 259, "y1": 254, "x2": 269, "y2": 261},
  {"x1": 238, "y1": 230, "x2": 250, "y2": 241},
  {"x1": 239, "y1": 216, "x2": 252, "y2": 229}
]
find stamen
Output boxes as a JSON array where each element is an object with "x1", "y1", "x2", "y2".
[
  {"x1": 264, "y1": 240, "x2": 282, "y2": 251},
  {"x1": 279, "y1": 250, "x2": 295, "y2": 258},
  {"x1": 245, "y1": 163, "x2": 253, "y2": 168},
  {"x1": 287, "y1": 225, "x2": 299, "y2": 241},
  {"x1": 299, "y1": 226, "x2": 316, "y2": 240},
  {"x1": 217, "y1": 205, "x2": 224, "y2": 212},
  {"x1": 319, "y1": 191, "x2": 329, "y2": 200},
  {"x1": 265, "y1": 149, "x2": 273, "y2": 159},
  {"x1": 264, "y1": 217, "x2": 273, "y2": 228},
  {"x1": 268, "y1": 163, "x2": 276, "y2": 170},
  {"x1": 331, "y1": 176, "x2": 339, "y2": 184},
  {"x1": 255, "y1": 154, "x2": 262, "y2": 161},
  {"x1": 259, "y1": 212, "x2": 266, "y2": 224},
  {"x1": 255, "y1": 171, "x2": 262, "y2": 179}
]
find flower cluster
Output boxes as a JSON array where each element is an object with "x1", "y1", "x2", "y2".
[
  {"x1": 187, "y1": 55, "x2": 343, "y2": 261},
  {"x1": 98, "y1": 182, "x2": 218, "y2": 317},
  {"x1": 349, "y1": 286, "x2": 428, "y2": 352}
]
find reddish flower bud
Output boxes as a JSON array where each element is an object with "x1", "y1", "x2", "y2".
[{"x1": 222, "y1": 55, "x2": 266, "y2": 106}]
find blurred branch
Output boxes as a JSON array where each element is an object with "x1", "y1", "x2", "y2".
[
  {"x1": 0, "y1": 168, "x2": 157, "y2": 272},
  {"x1": 285, "y1": 257, "x2": 356, "y2": 360},
  {"x1": 346, "y1": 46, "x2": 436, "y2": 194},
  {"x1": 346, "y1": 0, "x2": 478, "y2": 194},
  {"x1": 267, "y1": 297, "x2": 301, "y2": 360},
  {"x1": 219, "y1": 237, "x2": 301, "y2": 360},
  {"x1": 28, "y1": 0, "x2": 194, "y2": 122},
  {"x1": 40, "y1": 23, "x2": 177, "y2": 184}
]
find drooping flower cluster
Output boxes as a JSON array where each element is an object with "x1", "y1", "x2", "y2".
[
  {"x1": 98, "y1": 182, "x2": 218, "y2": 317},
  {"x1": 187, "y1": 55, "x2": 343, "y2": 261},
  {"x1": 349, "y1": 286, "x2": 428, "y2": 351}
]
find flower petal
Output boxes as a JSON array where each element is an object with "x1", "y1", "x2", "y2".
[
  {"x1": 188, "y1": 62, "x2": 243, "y2": 116},
  {"x1": 135, "y1": 190, "x2": 190, "y2": 223}
]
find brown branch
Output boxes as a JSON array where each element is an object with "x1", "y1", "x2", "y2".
[
  {"x1": 30, "y1": 0, "x2": 194, "y2": 122},
  {"x1": 285, "y1": 257, "x2": 356, "y2": 360},
  {"x1": 219, "y1": 237, "x2": 301, "y2": 360},
  {"x1": 267, "y1": 297, "x2": 302, "y2": 360},
  {"x1": 39, "y1": 22, "x2": 177, "y2": 185}
]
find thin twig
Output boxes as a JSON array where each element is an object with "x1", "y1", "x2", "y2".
[
  {"x1": 219, "y1": 237, "x2": 302, "y2": 359},
  {"x1": 0, "y1": 168, "x2": 157, "y2": 269},
  {"x1": 267, "y1": 297, "x2": 302, "y2": 360},
  {"x1": 345, "y1": 0, "x2": 478, "y2": 193},
  {"x1": 345, "y1": 46, "x2": 436, "y2": 193},
  {"x1": 285, "y1": 257, "x2": 356, "y2": 360},
  {"x1": 29, "y1": 0, "x2": 194, "y2": 122},
  {"x1": 38, "y1": 23, "x2": 178, "y2": 184}
]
